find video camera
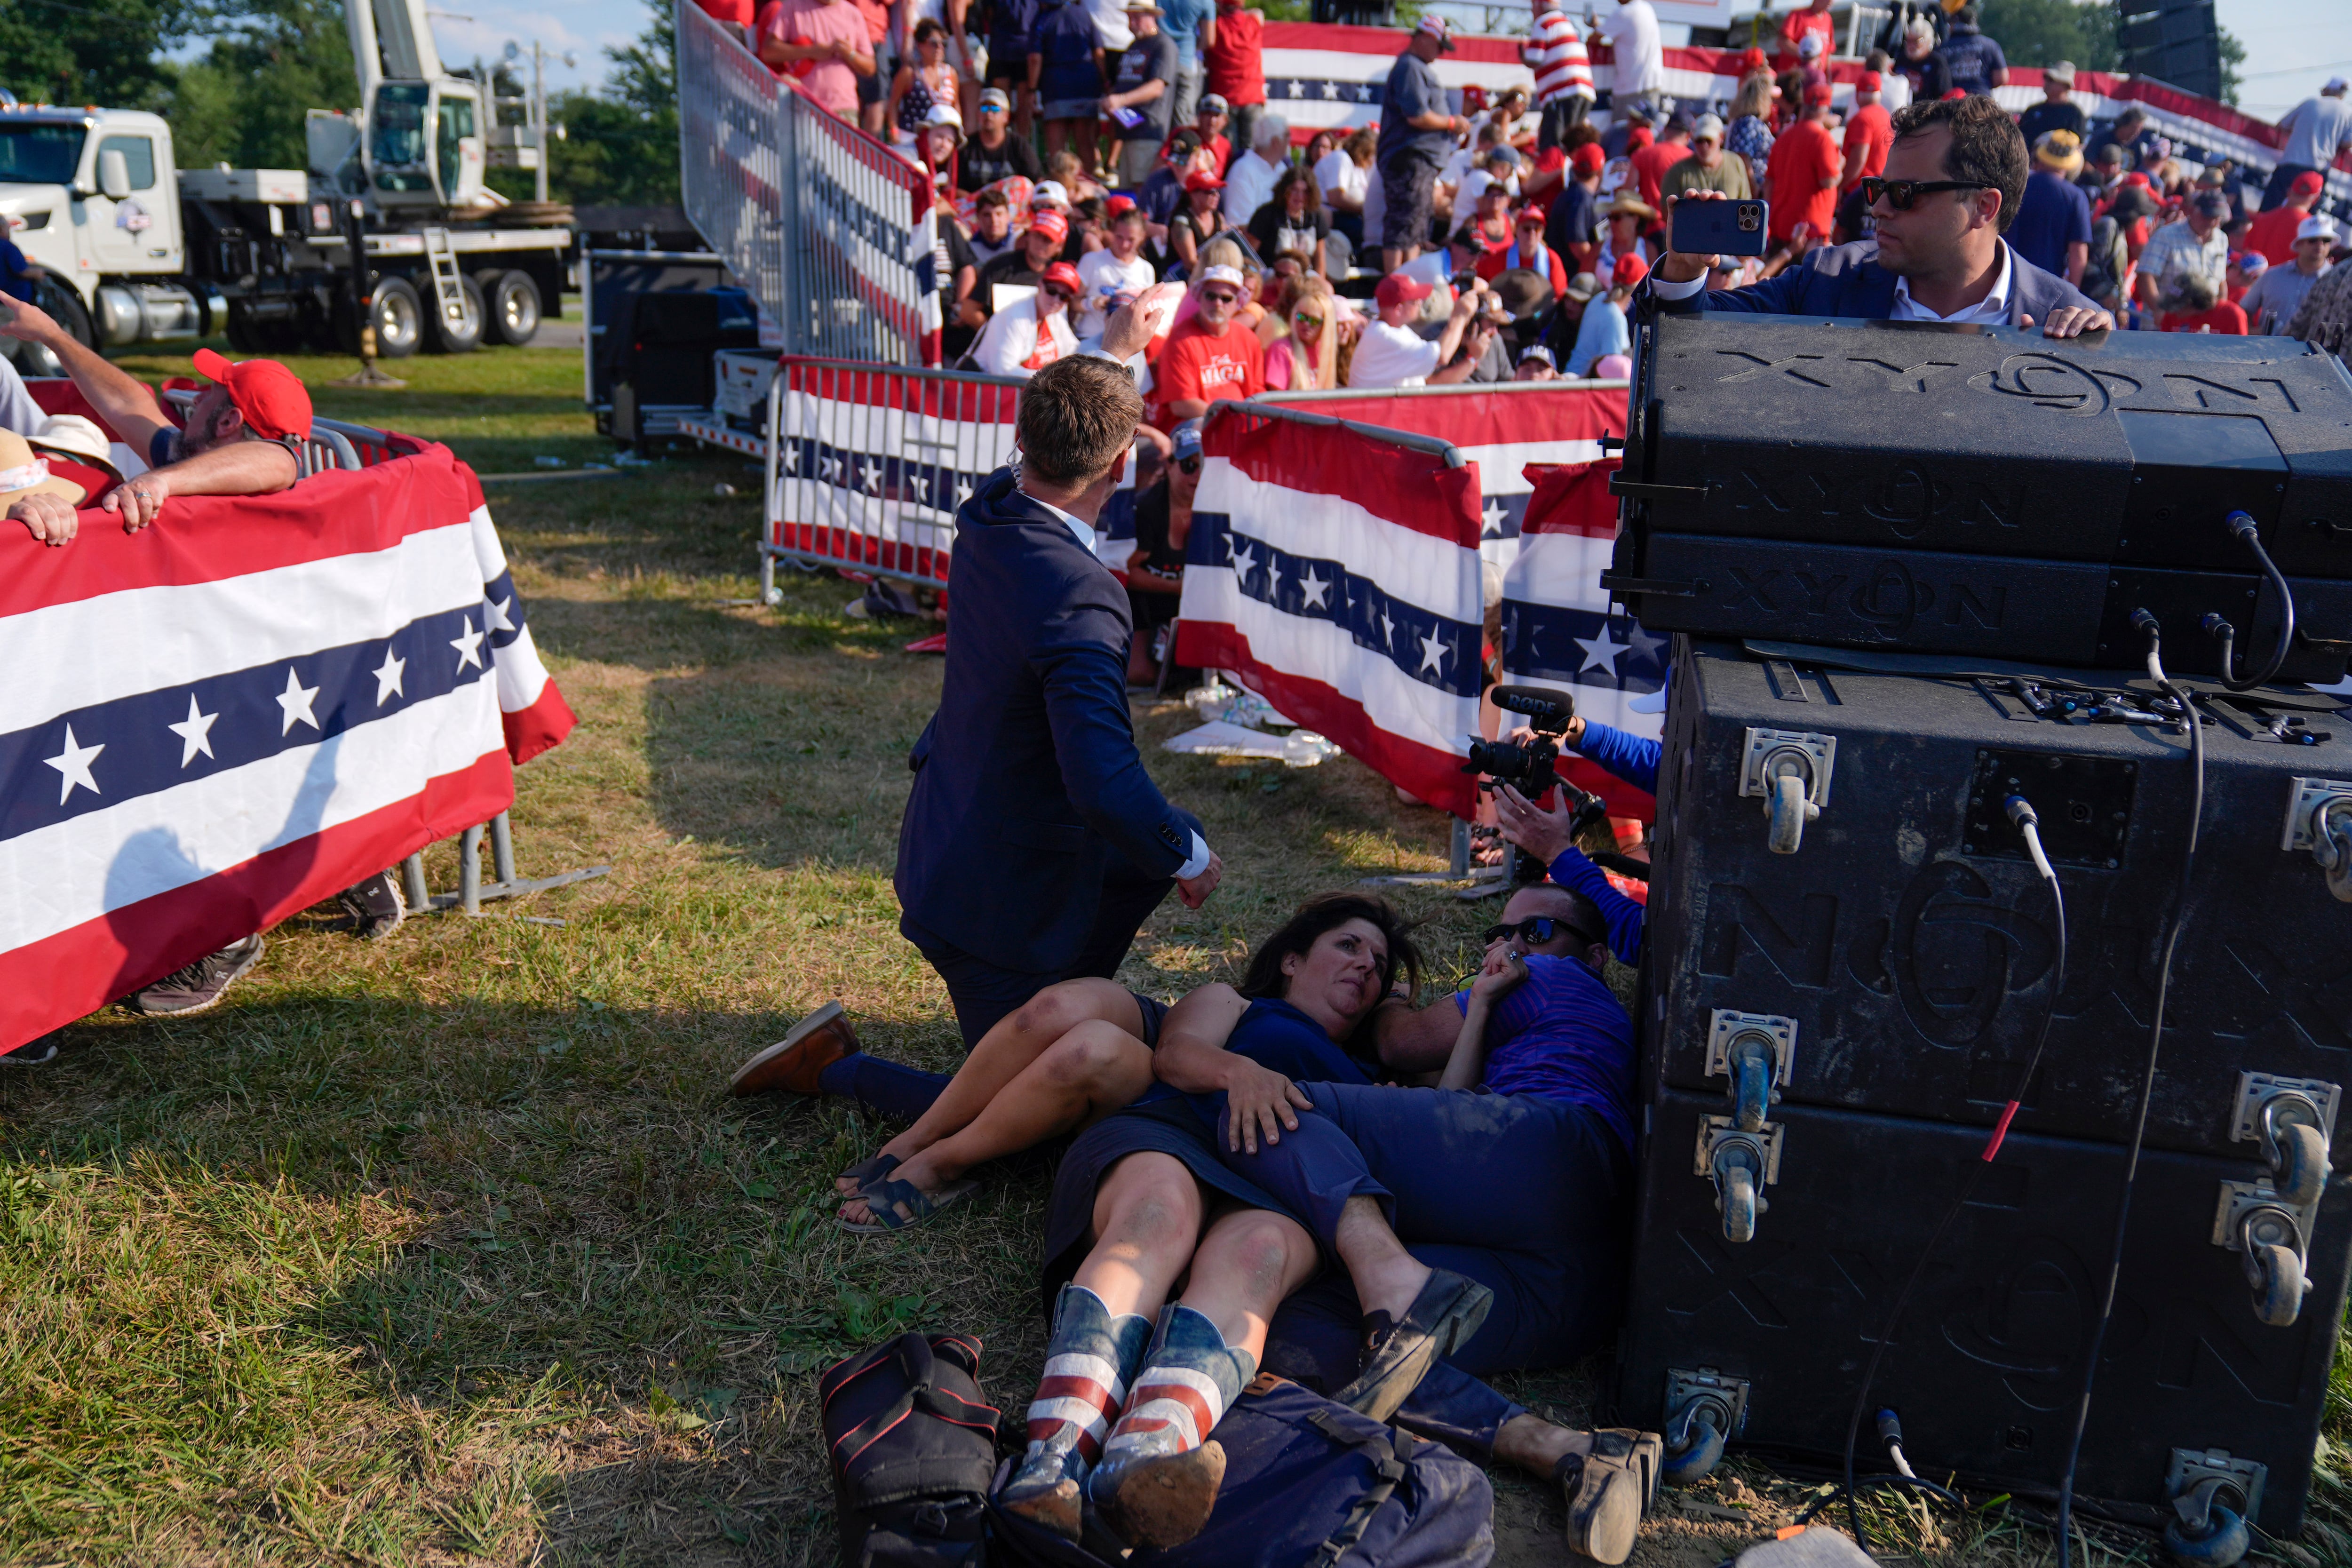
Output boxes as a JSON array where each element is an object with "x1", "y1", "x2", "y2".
[{"x1": 1462, "y1": 685, "x2": 1611, "y2": 841}]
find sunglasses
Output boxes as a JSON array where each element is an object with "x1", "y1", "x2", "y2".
[
  {"x1": 1177, "y1": 455, "x2": 1202, "y2": 473},
  {"x1": 1483, "y1": 915, "x2": 1604, "y2": 950},
  {"x1": 1043, "y1": 286, "x2": 1076, "y2": 302},
  {"x1": 1294, "y1": 312, "x2": 1324, "y2": 331},
  {"x1": 1860, "y1": 176, "x2": 1995, "y2": 210},
  {"x1": 1199, "y1": 288, "x2": 1241, "y2": 305}
]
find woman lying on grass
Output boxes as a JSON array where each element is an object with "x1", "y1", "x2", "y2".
[{"x1": 739, "y1": 889, "x2": 1660, "y2": 1561}]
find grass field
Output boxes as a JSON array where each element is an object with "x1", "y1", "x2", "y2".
[{"x1": 1, "y1": 341, "x2": 2346, "y2": 1567}]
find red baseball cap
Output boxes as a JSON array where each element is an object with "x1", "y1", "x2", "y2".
[
  {"x1": 1857, "y1": 70, "x2": 1881, "y2": 91},
  {"x1": 1571, "y1": 143, "x2": 1606, "y2": 175},
  {"x1": 1517, "y1": 202, "x2": 1548, "y2": 225},
  {"x1": 1738, "y1": 46, "x2": 1769, "y2": 73},
  {"x1": 1613, "y1": 252, "x2": 1649, "y2": 287},
  {"x1": 2292, "y1": 170, "x2": 2326, "y2": 197},
  {"x1": 1183, "y1": 168, "x2": 1226, "y2": 192},
  {"x1": 191, "y1": 348, "x2": 312, "y2": 441},
  {"x1": 1041, "y1": 262, "x2": 1083, "y2": 294},
  {"x1": 1029, "y1": 208, "x2": 1070, "y2": 245},
  {"x1": 1106, "y1": 193, "x2": 1138, "y2": 216},
  {"x1": 1375, "y1": 271, "x2": 1435, "y2": 309},
  {"x1": 1805, "y1": 82, "x2": 1834, "y2": 106}
]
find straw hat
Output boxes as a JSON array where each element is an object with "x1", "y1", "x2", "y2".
[
  {"x1": 0, "y1": 427, "x2": 88, "y2": 507},
  {"x1": 28, "y1": 414, "x2": 119, "y2": 481},
  {"x1": 1603, "y1": 191, "x2": 1658, "y2": 220}
]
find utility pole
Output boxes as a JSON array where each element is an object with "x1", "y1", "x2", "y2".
[{"x1": 532, "y1": 40, "x2": 549, "y2": 203}]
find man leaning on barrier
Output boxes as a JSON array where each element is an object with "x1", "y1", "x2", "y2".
[
  {"x1": 0, "y1": 318, "x2": 408, "y2": 1028},
  {"x1": 3, "y1": 298, "x2": 305, "y2": 547},
  {"x1": 1640, "y1": 94, "x2": 2110, "y2": 338}
]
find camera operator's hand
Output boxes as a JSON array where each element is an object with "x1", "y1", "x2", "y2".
[
  {"x1": 1656, "y1": 190, "x2": 1730, "y2": 285},
  {"x1": 1494, "y1": 780, "x2": 1580, "y2": 865},
  {"x1": 1222, "y1": 1056, "x2": 1312, "y2": 1154},
  {"x1": 1176, "y1": 849, "x2": 1223, "y2": 908}
]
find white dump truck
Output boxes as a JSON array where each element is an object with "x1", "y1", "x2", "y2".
[{"x1": 0, "y1": 0, "x2": 572, "y2": 359}]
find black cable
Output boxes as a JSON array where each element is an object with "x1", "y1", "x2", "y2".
[
  {"x1": 2053, "y1": 612, "x2": 2207, "y2": 1568},
  {"x1": 2206, "y1": 510, "x2": 2298, "y2": 691},
  {"x1": 1836, "y1": 796, "x2": 2070, "y2": 1557}
]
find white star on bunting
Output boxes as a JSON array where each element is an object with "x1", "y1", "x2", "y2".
[
  {"x1": 1481, "y1": 497, "x2": 1508, "y2": 536},
  {"x1": 1576, "y1": 627, "x2": 1631, "y2": 675},
  {"x1": 373, "y1": 649, "x2": 407, "y2": 705},
  {"x1": 276, "y1": 667, "x2": 320, "y2": 734},
  {"x1": 1231, "y1": 541, "x2": 1259, "y2": 582},
  {"x1": 450, "y1": 617, "x2": 486, "y2": 672},
  {"x1": 485, "y1": 595, "x2": 516, "y2": 633},
  {"x1": 1417, "y1": 630, "x2": 1451, "y2": 676},
  {"x1": 44, "y1": 724, "x2": 103, "y2": 803},
  {"x1": 167, "y1": 694, "x2": 218, "y2": 766},
  {"x1": 1299, "y1": 567, "x2": 1331, "y2": 610}
]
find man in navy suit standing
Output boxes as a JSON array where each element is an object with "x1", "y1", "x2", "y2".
[
  {"x1": 891, "y1": 346, "x2": 1222, "y2": 1050},
  {"x1": 1643, "y1": 94, "x2": 2112, "y2": 336}
]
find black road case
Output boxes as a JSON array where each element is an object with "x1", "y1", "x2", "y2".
[
  {"x1": 1615, "y1": 638, "x2": 2352, "y2": 1536},
  {"x1": 1603, "y1": 316, "x2": 2352, "y2": 683}
]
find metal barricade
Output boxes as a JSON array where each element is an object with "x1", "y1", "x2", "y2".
[
  {"x1": 758, "y1": 357, "x2": 1026, "y2": 601},
  {"x1": 675, "y1": 0, "x2": 938, "y2": 367}
]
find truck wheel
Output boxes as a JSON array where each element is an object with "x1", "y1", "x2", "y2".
[
  {"x1": 37, "y1": 279, "x2": 94, "y2": 350},
  {"x1": 424, "y1": 274, "x2": 485, "y2": 354},
  {"x1": 371, "y1": 278, "x2": 424, "y2": 358},
  {"x1": 484, "y1": 270, "x2": 541, "y2": 346}
]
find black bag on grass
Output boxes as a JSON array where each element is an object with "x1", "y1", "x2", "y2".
[
  {"x1": 987, "y1": 1374, "x2": 1494, "y2": 1568},
  {"x1": 820, "y1": 1331, "x2": 1001, "y2": 1568}
]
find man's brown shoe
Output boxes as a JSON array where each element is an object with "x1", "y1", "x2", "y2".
[{"x1": 730, "y1": 1001, "x2": 859, "y2": 1096}]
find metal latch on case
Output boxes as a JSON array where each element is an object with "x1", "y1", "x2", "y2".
[
  {"x1": 1705, "y1": 1010, "x2": 1797, "y2": 1132},
  {"x1": 1739, "y1": 727, "x2": 1836, "y2": 855},
  {"x1": 2281, "y1": 777, "x2": 2352, "y2": 903},
  {"x1": 1696, "y1": 1115, "x2": 1783, "y2": 1244}
]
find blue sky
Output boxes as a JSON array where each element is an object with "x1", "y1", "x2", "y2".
[{"x1": 378, "y1": 0, "x2": 2349, "y2": 109}]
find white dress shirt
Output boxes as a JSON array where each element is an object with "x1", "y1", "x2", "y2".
[{"x1": 1016, "y1": 481, "x2": 1215, "y2": 881}]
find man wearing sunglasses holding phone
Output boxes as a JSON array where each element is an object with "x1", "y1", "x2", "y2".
[{"x1": 1645, "y1": 94, "x2": 2110, "y2": 337}]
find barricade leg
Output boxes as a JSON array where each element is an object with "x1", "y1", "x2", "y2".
[
  {"x1": 402, "y1": 854, "x2": 429, "y2": 913},
  {"x1": 491, "y1": 811, "x2": 517, "y2": 884},
  {"x1": 460, "y1": 825, "x2": 484, "y2": 915}
]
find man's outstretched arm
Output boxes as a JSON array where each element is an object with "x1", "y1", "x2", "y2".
[{"x1": 0, "y1": 296, "x2": 171, "y2": 452}]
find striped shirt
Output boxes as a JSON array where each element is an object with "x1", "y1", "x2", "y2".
[{"x1": 1528, "y1": 8, "x2": 1595, "y2": 106}]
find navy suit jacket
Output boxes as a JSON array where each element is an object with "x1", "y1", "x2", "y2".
[
  {"x1": 1638, "y1": 238, "x2": 2099, "y2": 326},
  {"x1": 896, "y1": 467, "x2": 1199, "y2": 972}
]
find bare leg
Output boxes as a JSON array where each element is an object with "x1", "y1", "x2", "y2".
[
  {"x1": 837, "y1": 977, "x2": 1143, "y2": 1194},
  {"x1": 842, "y1": 1020, "x2": 1155, "y2": 1223},
  {"x1": 1074, "y1": 1151, "x2": 1208, "y2": 1319},
  {"x1": 1171, "y1": 1204, "x2": 1319, "y2": 1363},
  {"x1": 1074, "y1": 117, "x2": 1097, "y2": 179},
  {"x1": 1045, "y1": 117, "x2": 1070, "y2": 158},
  {"x1": 1331, "y1": 1193, "x2": 1432, "y2": 1324}
]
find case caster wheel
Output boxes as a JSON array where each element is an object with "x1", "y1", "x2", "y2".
[
  {"x1": 1661, "y1": 1415, "x2": 1726, "y2": 1486},
  {"x1": 2273, "y1": 1119, "x2": 2329, "y2": 1212},
  {"x1": 2248, "y1": 1242, "x2": 2305, "y2": 1328},
  {"x1": 1765, "y1": 771, "x2": 1816, "y2": 855},
  {"x1": 1720, "y1": 1163, "x2": 1758, "y2": 1244},
  {"x1": 2163, "y1": 1504, "x2": 2249, "y2": 1567}
]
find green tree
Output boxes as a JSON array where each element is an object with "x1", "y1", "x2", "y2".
[
  {"x1": 0, "y1": 0, "x2": 190, "y2": 111},
  {"x1": 2216, "y1": 26, "x2": 2243, "y2": 107},
  {"x1": 167, "y1": 0, "x2": 359, "y2": 170},
  {"x1": 1976, "y1": 0, "x2": 2116, "y2": 72},
  {"x1": 542, "y1": 0, "x2": 680, "y2": 207}
]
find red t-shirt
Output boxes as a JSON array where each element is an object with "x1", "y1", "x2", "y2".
[
  {"x1": 2242, "y1": 204, "x2": 2308, "y2": 268},
  {"x1": 1766, "y1": 119, "x2": 1840, "y2": 241},
  {"x1": 696, "y1": 0, "x2": 754, "y2": 24},
  {"x1": 1840, "y1": 103, "x2": 1893, "y2": 191},
  {"x1": 2161, "y1": 301, "x2": 2249, "y2": 335},
  {"x1": 1203, "y1": 132, "x2": 1232, "y2": 176},
  {"x1": 1628, "y1": 139, "x2": 1692, "y2": 212},
  {"x1": 1153, "y1": 317, "x2": 1265, "y2": 425},
  {"x1": 1206, "y1": 3, "x2": 1265, "y2": 107},
  {"x1": 1476, "y1": 241, "x2": 1570, "y2": 296},
  {"x1": 1777, "y1": 7, "x2": 1833, "y2": 64}
]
